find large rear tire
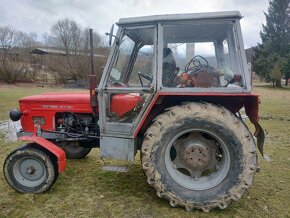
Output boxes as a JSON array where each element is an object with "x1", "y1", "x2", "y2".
[
  {"x1": 3, "y1": 145, "x2": 58, "y2": 193},
  {"x1": 141, "y1": 102, "x2": 257, "y2": 212}
]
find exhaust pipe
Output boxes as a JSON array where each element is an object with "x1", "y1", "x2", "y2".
[{"x1": 89, "y1": 29, "x2": 97, "y2": 109}]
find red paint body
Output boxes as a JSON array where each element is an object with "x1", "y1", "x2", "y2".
[
  {"x1": 18, "y1": 92, "x2": 143, "y2": 174},
  {"x1": 19, "y1": 91, "x2": 260, "y2": 137},
  {"x1": 19, "y1": 93, "x2": 93, "y2": 132},
  {"x1": 134, "y1": 92, "x2": 260, "y2": 137},
  {"x1": 111, "y1": 93, "x2": 143, "y2": 117},
  {"x1": 17, "y1": 91, "x2": 260, "y2": 174},
  {"x1": 19, "y1": 92, "x2": 142, "y2": 132}
]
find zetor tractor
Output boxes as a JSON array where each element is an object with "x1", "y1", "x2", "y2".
[{"x1": 4, "y1": 11, "x2": 266, "y2": 212}]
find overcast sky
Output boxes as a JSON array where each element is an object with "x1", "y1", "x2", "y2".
[{"x1": 0, "y1": 0, "x2": 269, "y2": 48}]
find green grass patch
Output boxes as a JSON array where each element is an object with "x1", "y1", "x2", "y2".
[
  {"x1": 0, "y1": 84, "x2": 290, "y2": 217},
  {"x1": 254, "y1": 83, "x2": 290, "y2": 91}
]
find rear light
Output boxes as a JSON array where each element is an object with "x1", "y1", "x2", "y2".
[{"x1": 32, "y1": 116, "x2": 46, "y2": 125}]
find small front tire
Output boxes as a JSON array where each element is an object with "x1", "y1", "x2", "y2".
[{"x1": 3, "y1": 146, "x2": 58, "y2": 193}]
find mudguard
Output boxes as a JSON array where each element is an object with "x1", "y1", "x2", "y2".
[
  {"x1": 244, "y1": 96, "x2": 269, "y2": 161},
  {"x1": 19, "y1": 136, "x2": 67, "y2": 172}
]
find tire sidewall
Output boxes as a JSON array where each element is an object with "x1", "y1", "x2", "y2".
[{"x1": 3, "y1": 148, "x2": 55, "y2": 193}]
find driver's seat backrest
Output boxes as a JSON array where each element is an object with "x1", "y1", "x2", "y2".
[{"x1": 162, "y1": 48, "x2": 177, "y2": 87}]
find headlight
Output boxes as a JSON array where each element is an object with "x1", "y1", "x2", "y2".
[{"x1": 32, "y1": 117, "x2": 46, "y2": 125}]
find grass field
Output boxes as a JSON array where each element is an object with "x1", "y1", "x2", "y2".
[{"x1": 0, "y1": 84, "x2": 290, "y2": 217}]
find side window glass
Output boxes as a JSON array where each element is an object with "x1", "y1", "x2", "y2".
[
  {"x1": 107, "y1": 28, "x2": 154, "y2": 88},
  {"x1": 162, "y1": 23, "x2": 244, "y2": 88},
  {"x1": 128, "y1": 45, "x2": 154, "y2": 87},
  {"x1": 107, "y1": 35, "x2": 135, "y2": 86}
]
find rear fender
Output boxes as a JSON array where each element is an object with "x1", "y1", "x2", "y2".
[{"x1": 19, "y1": 136, "x2": 67, "y2": 172}]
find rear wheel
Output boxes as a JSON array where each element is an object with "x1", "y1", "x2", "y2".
[
  {"x1": 3, "y1": 146, "x2": 58, "y2": 193},
  {"x1": 58, "y1": 141, "x2": 92, "y2": 159},
  {"x1": 141, "y1": 102, "x2": 257, "y2": 212}
]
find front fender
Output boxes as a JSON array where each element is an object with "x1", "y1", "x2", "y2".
[{"x1": 19, "y1": 136, "x2": 67, "y2": 172}]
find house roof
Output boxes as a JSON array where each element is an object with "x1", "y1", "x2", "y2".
[
  {"x1": 0, "y1": 47, "x2": 28, "y2": 54},
  {"x1": 30, "y1": 48, "x2": 105, "y2": 57}
]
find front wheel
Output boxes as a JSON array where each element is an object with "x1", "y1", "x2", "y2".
[
  {"x1": 3, "y1": 146, "x2": 58, "y2": 193},
  {"x1": 141, "y1": 102, "x2": 257, "y2": 212}
]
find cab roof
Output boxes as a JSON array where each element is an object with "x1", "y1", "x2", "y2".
[{"x1": 117, "y1": 11, "x2": 242, "y2": 26}]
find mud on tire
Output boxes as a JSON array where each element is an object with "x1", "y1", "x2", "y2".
[{"x1": 141, "y1": 102, "x2": 257, "y2": 212}]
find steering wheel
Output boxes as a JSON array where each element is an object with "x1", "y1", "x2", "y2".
[
  {"x1": 113, "y1": 81, "x2": 126, "y2": 87},
  {"x1": 184, "y1": 55, "x2": 209, "y2": 75},
  {"x1": 107, "y1": 76, "x2": 126, "y2": 87},
  {"x1": 137, "y1": 71, "x2": 153, "y2": 87}
]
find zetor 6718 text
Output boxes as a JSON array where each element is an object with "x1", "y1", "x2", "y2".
[{"x1": 5, "y1": 11, "x2": 266, "y2": 212}]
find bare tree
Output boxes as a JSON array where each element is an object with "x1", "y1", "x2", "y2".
[
  {"x1": 48, "y1": 19, "x2": 107, "y2": 83},
  {"x1": 0, "y1": 26, "x2": 40, "y2": 84},
  {"x1": 0, "y1": 26, "x2": 28, "y2": 84},
  {"x1": 21, "y1": 32, "x2": 39, "y2": 48},
  {"x1": 50, "y1": 19, "x2": 80, "y2": 81}
]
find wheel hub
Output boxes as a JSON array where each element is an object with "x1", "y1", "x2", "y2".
[
  {"x1": 26, "y1": 166, "x2": 36, "y2": 175},
  {"x1": 165, "y1": 130, "x2": 231, "y2": 191},
  {"x1": 19, "y1": 158, "x2": 44, "y2": 181},
  {"x1": 181, "y1": 143, "x2": 211, "y2": 170}
]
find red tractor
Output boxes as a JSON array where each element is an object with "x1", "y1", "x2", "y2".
[{"x1": 4, "y1": 11, "x2": 265, "y2": 212}]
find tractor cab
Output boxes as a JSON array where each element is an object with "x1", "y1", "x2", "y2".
[{"x1": 97, "y1": 11, "x2": 253, "y2": 163}]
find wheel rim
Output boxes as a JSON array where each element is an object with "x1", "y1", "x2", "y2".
[
  {"x1": 165, "y1": 129, "x2": 230, "y2": 190},
  {"x1": 13, "y1": 157, "x2": 46, "y2": 187}
]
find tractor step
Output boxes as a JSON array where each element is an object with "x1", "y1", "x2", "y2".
[
  {"x1": 101, "y1": 165, "x2": 129, "y2": 172},
  {"x1": 100, "y1": 158, "x2": 132, "y2": 172}
]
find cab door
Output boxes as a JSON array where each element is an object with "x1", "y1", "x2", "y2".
[{"x1": 97, "y1": 25, "x2": 157, "y2": 161}]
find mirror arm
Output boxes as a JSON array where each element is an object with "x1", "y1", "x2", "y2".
[{"x1": 105, "y1": 33, "x2": 120, "y2": 45}]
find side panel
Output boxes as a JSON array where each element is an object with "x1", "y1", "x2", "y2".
[{"x1": 100, "y1": 137, "x2": 136, "y2": 161}]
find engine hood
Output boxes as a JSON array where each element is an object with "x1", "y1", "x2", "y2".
[
  {"x1": 19, "y1": 93, "x2": 90, "y2": 103},
  {"x1": 17, "y1": 92, "x2": 143, "y2": 133},
  {"x1": 19, "y1": 92, "x2": 143, "y2": 117}
]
